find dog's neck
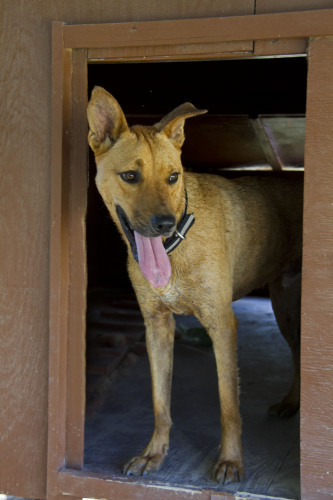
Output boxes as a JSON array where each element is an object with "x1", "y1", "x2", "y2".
[{"x1": 163, "y1": 189, "x2": 195, "y2": 254}]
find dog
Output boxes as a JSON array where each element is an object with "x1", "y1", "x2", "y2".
[{"x1": 87, "y1": 86, "x2": 303, "y2": 484}]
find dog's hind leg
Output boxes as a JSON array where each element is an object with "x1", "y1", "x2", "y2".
[
  {"x1": 269, "y1": 271, "x2": 301, "y2": 417},
  {"x1": 123, "y1": 305, "x2": 175, "y2": 476},
  {"x1": 198, "y1": 304, "x2": 244, "y2": 484}
]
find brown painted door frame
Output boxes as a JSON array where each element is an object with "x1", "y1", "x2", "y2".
[{"x1": 49, "y1": 10, "x2": 333, "y2": 500}]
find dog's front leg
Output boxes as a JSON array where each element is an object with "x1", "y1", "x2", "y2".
[
  {"x1": 200, "y1": 305, "x2": 244, "y2": 485},
  {"x1": 123, "y1": 306, "x2": 175, "y2": 477}
]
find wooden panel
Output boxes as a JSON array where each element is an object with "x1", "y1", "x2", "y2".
[
  {"x1": 48, "y1": 22, "x2": 72, "y2": 500},
  {"x1": 0, "y1": 2, "x2": 50, "y2": 497},
  {"x1": 58, "y1": 469, "x2": 234, "y2": 500},
  {"x1": 0, "y1": 289, "x2": 48, "y2": 496},
  {"x1": 251, "y1": 119, "x2": 282, "y2": 171},
  {"x1": 88, "y1": 41, "x2": 254, "y2": 62},
  {"x1": 88, "y1": 39, "x2": 309, "y2": 63},
  {"x1": 63, "y1": 10, "x2": 333, "y2": 49},
  {"x1": 257, "y1": 116, "x2": 305, "y2": 169},
  {"x1": 66, "y1": 48, "x2": 88, "y2": 468},
  {"x1": 48, "y1": 33, "x2": 88, "y2": 499},
  {"x1": 254, "y1": 38, "x2": 307, "y2": 56},
  {"x1": 256, "y1": 0, "x2": 333, "y2": 14},
  {"x1": 0, "y1": 2, "x2": 255, "y2": 498},
  {"x1": 301, "y1": 36, "x2": 333, "y2": 500}
]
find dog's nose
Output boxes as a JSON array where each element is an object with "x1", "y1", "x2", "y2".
[{"x1": 151, "y1": 214, "x2": 176, "y2": 235}]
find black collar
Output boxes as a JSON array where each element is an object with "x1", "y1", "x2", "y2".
[{"x1": 163, "y1": 190, "x2": 195, "y2": 254}]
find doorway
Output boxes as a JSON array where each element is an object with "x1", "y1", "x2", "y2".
[{"x1": 84, "y1": 56, "x2": 305, "y2": 498}]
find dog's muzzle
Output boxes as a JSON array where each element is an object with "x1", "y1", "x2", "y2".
[{"x1": 115, "y1": 193, "x2": 195, "y2": 261}]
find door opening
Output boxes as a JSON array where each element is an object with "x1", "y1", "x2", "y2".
[{"x1": 84, "y1": 57, "x2": 306, "y2": 498}]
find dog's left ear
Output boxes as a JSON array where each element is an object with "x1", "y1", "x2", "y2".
[{"x1": 154, "y1": 103, "x2": 207, "y2": 148}]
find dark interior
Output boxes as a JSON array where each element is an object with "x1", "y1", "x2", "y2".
[
  {"x1": 87, "y1": 57, "x2": 307, "y2": 290},
  {"x1": 88, "y1": 57, "x2": 306, "y2": 116},
  {"x1": 85, "y1": 57, "x2": 306, "y2": 498}
]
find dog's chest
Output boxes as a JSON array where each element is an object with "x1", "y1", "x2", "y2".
[{"x1": 155, "y1": 283, "x2": 194, "y2": 315}]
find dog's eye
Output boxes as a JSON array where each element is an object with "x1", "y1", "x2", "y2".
[
  {"x1": 168, "y1": 173, "x2": 179, "y2": 184},
  {"x1": 120, "y1": 171, "x2": 140, "y2": 183}
]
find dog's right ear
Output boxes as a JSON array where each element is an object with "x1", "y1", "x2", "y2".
[
  {"x1": 87, "y1": 87, "x2": 129, "y2": 155},
  {"x1": 154, "y1": 103, "x2": 207, "y2": 148}
]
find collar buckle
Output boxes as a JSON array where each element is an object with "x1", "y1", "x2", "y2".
[{"x1": 163, "y1": 190, "x2": 195, "y2": 254}]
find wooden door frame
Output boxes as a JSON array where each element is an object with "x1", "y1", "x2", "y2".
[{"x1": 49, "y1": 10, "x2": 333, "y2": 500}]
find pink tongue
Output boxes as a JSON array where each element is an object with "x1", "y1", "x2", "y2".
[{"x1": 134, "y1": 232, "x2": 171, "y2": 288}]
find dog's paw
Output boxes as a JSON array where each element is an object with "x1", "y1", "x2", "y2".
[
  {"x1": 213, "y1": 459, "x2": 244, "y2": 485},
  {"x1": 123, "y1": 453, "x2": 165, "y2": 477},
  {"x1": 269, "y1": 399, "x2": 299, "y2": 418}
]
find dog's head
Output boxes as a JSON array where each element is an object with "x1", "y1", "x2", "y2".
[{"x1": 87, "y1": 86, "x2": 206, "y2": 287}]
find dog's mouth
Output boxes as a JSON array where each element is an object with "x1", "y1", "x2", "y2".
[
  {"x1": 116, "y1": 205, "x2": 138, "y2": 260},
  {"x1": 116, "y1": 205, "x2": 172, "y2": 288}
]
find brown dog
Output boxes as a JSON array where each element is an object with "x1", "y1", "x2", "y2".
[{"x1": 87, "y1": 87, "x2": 302, "y2": 484}]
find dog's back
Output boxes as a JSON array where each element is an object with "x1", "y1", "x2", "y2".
[{"x1": 183, "y1": 173, "x2": 303, "y2": 300}]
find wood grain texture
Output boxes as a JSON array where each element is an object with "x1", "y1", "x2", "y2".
[
  {"x1": 63, "y1": 10, "x2": 333, "y2": 49},
  {"x1": 254, "y1": 38, "x2": 307, "y2": 57},
  {"x1": 0, "y1": 1, "x2": 255, "y2": 498},
  {"x1": 58, "y1": 469, "x2": 234, "y2": 500},
  {"x1": 48, "y1": 22, "x2": 72, "y2": 500},
  {"x1": 66, "y1": 48, "x2": 88, "y2": 469},
  {"x1": 0, "y1": 3, "x2": 51, "y2": 498},
  {"x1": 2, "y1": 0, "x2": 333, "y2": 498},
  {"x1": 88, "y1": 41, "x2": 254, "y2": 62},
  {"x1": 301, "y1": 37, "x2": 333, "y2": 499},
  {"x1": 256, "y1": 0, "x2": 333, "y2": 14}
]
